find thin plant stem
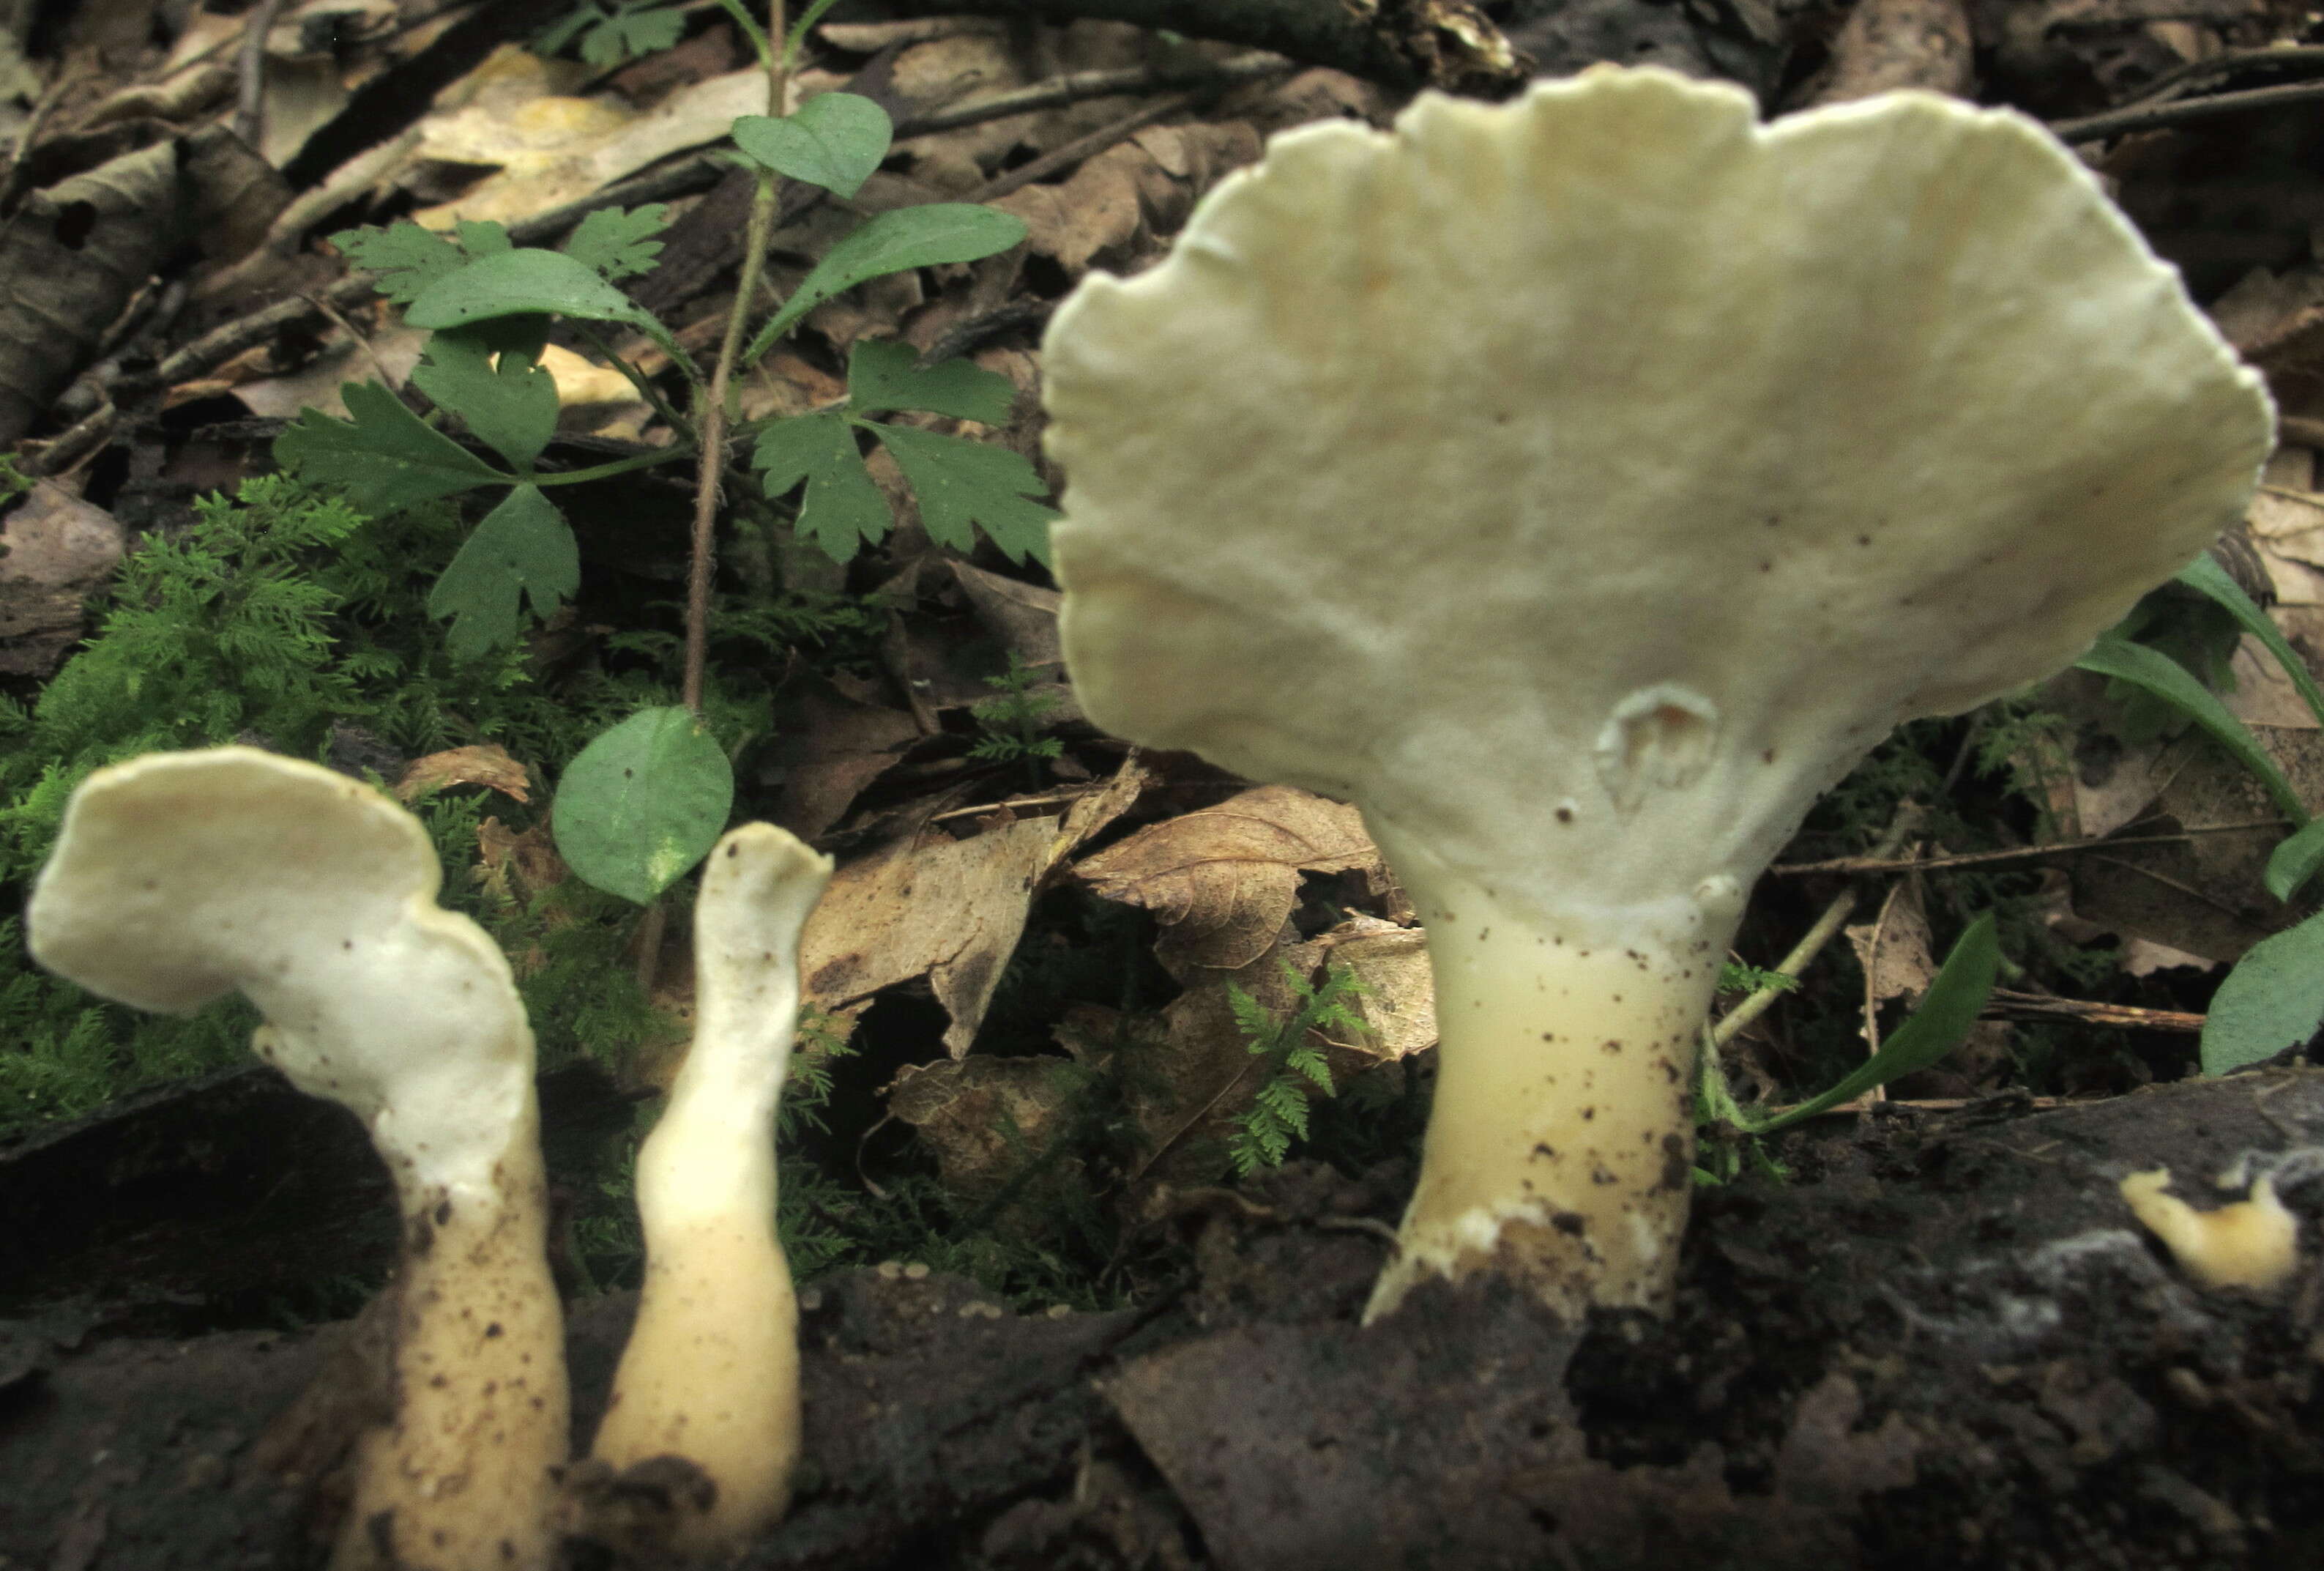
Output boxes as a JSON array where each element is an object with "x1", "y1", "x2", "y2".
[
  {"x1": 576, "y1": 322, "x2": 695, "y2": 441},
  {"x1": 1711, "y1": 801, "x2": 1926, "y2": 1050},
  {"x1": 681, "y1": 0, "x2": 789, "y2": 717}
]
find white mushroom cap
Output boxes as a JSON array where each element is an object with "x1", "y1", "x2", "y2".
[
  {"x1": 28, "y1": 746, "x2": 532, "y2": 1197},
  {"x1": 26, "y1": 746, "x2": 568, "y2": 1570},
  {"x1": 1043, "y1": 67, "x2": 2273, "y2": 1322},
  {"x1": 1045, "y1": 67, "x2": 2273, "y2": 950}
]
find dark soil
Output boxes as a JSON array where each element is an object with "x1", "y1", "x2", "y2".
[{"x1": 4, "y1": 1063, "x2": 2319, "y2": 1570}]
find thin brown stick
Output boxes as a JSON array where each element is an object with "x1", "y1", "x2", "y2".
[
  {"x1": 234, "y1": 0, "x2": 293, "y2": 149},
  {"x1": 966, "y1": 91, "x2": 1201, "y2": 203},
  {"x1": 2053, "y1": 78, "x2": 2324, "y2": 143},
  {"x1": 898, "y1": 51, "x2": 1291, "y2": 138},
  {"x1": 1711, "y1": 802, "x2": 1926, "y2": 1051},
  {"x1": 1768, "y1": 820, "x2": 2290, "y2": 878},
  {"x1": 0, "y1": 66, "x2": 79, "y2": 206},
  {"x1": 2098, "y1": 44, "x2": 2324, "y2": 113},
  {"x1": 1984, "y1": 989, "x2": 2203, "y2": 1034}
]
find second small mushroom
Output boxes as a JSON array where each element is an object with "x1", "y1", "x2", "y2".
[{"x1": 584, "y1": 822, "x2": 833, "y2": 1558}]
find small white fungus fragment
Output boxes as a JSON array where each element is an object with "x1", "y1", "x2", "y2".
[{"x1": 2120, "y1": 1167, "x2": 2299, "y2": 1293}]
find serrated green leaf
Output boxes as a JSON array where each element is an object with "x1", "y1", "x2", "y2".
[
  {"x1": 1740, "y1": 914, "x2": 1997, "y2": 1134},
  {"x1": 426, "y1": 484, "x2": 579, "y2": 660},
  {"x1": 874, "y1": 421, "x2": 1056, "y2": 565},
  {"x1": 754, "y1": 410, "x2": 890, "y2": 560},
  {"x1": 406, "y1": 247, "x2": 654, "y2": 331},
  {"x1": 455, "y1": 220, "x2": 513, "y2": 256},
  {"x1": 733, "y1": 92, "x2": 892, "y2": 198},
  {"x1": 562, "y1": 203, "x2": 671, "y2": 281},
  {"x1": 552, "y1": 707, "x2": 735, "y2": 905},
  {"x1": 846, "y1": 338, "x2": 1015, "y2": 423},
  {"x1": 1287, "y1": 1044, "x2": 1335, "y2": 1092},
  {"x1": 2202, "y1": 907, "x2": 2324, "y2": 1074},
  {"x1": 275, "y1": 380, "x2": 507, "y2": 516},
  {"x1": 2077, "y1": 634, "x2": 2306, "y2": 822},
  {"x1": 409, "y1": 322, "x2": 559, "y2": 472},
  {"x1": 332, "y1": 222, "x2": 469, "y2": 305},
  {"x1": 580, "y1": 1, "x2": 685, "y2": 64},
  {"x1": 532, "y1": 1, "x2": 597, "y2": 57},
  {"x1": 749, "y1": 204, "x2": 1027, "y2": 357}
]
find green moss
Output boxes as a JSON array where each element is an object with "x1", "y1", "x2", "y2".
[{"x1": 0, "y1": 474, "x2": 872, "y2": 1134}]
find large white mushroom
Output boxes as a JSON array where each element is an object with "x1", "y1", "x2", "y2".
[
  {"x1": 26, "y1": 746, "x2": 567, "y2": 1570},
  {"x1": 1040, "y1": 67, "x2": 2273, "y2": 1323}
]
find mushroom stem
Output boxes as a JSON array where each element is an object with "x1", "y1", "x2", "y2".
[
  {"x1": 587, "y1": 823, "x2": 833, "y2": 1556},
  {"x1": 1363, "y1": 824, "x2": 1737, "y2": 1323},
  {"x1": 338, "y1": 1102, "x2": 567, "y2": 1571}
]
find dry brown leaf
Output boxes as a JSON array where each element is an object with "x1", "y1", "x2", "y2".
[
  {"x1": 1035, "y1": 754, "x2": 1152, "y2": 885},
  {"x1": 991, "y1": 122, "x2": 1261, "y2": 282},
  {"x1": 802, "y1": 818, "x2": 1057, "y2": 1055},
  {"x1": 762, "y1": 666, "x2": 923, "y2": 841},
  {"x1": 1312, "y1": 919, "x2": 1437, "y2": 1064},
  {"x1": 1808, "y1": 0, "x2": 1973, "y2": 103},
  {"x1": 1844, "y1": 877, "x2": 1936, "y2": 1048},
  {"x1": 1068, "y1": 918, "x2": 1426, "y2": 1194},
  {"x1": 410, "y1": 55, "x2": 842, "y2": 229},
  {"x1": 477, "y1": 817, "x2": 567, "y2": 907},
  {"x1": 0, "y1": 482, "x2": 124, "y2": 677},
  {"x1": 1073, "y1": 785, "x2": 1382, "y2": 974},
  {"x1": 886, "y1": 1055, "x2": 1088, "y2": 1237},
  {"x1": 950, "y1": 559, "x2": 1060, "y2": 666},
  {"x1": 393, "y1": 743, "x2": 532, "y2": 804}
]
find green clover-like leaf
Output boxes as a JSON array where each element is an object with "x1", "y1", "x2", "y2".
[
  {"x1": 563, "y1": 203, "x2": 672, "y2": 281},
  {"x1": 409, "y1": 321, "x2": 560, "y2": 472},
  {"x1": 874, "y1": 421, "x2": 1055, "y2": 566},
  {"x1": 275, "y1": 380, "x2": 507, "y2": 516},
  {"x1": 748, "y1": 204, "x2": 1027, "y2": 360},
  {"x1": 755, "y1": 410, "x2": 890, "y2": 561},
  {"x1": 426, "y1": 483, "x2": 580, "y2": 660},
  {"x1": 846, "y1": 338, "x2": 1016, "y2": 424},
  {"x1": 406, "y1": 247, "x2": 655, "y2": 331},
  {"x1": 732, "y1": 92, "x2": 892, "y2": 199}
]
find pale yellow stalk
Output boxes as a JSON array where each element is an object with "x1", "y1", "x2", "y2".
[
  {"x1": 1363, "y1": 827, "x2": 1738, "y2": 1321},
  {"x1": 590, "y1": 823, "x2": 833, "y2": 1557},
  {"x1": 334, "y1": 1104, "x2": 567, "y2": 1571}
]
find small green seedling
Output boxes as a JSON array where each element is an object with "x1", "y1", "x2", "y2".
[
  {"x1": 1698, "y1": 914, "x2": 1998, "y2": 1151},
  {"x1": 277, "y1": 48, "x2": 1045, "y2": 906},
  {"x1": 1225, "y1": 959, "x2": 1366, "y2": 1176},
  {"x1": 968, "y1": 653, "x2": 1065, "y2": 770},
  {"x1": 535, "y1": 0, "x2": 688, "y2": 66}
]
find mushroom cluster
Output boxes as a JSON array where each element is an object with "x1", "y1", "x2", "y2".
[
  {"x1": 1039, "y1": 67, "x2": 2274, "y2": 1322},
  {"x1": 26, "y1": 747, "x2": 832, "y2": 1567}
]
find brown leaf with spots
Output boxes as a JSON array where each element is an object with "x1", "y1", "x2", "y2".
[
  {"x1": 802, "y1": 818, "x2": 1057, "y2": 1056},
  {"x1": 1072, "y1": 785, "x2": 1382, "y2": 973}
]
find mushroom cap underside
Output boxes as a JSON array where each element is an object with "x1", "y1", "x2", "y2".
[{"x1": 1043, "y1": 68, "x2": 2273, "y2": 916}]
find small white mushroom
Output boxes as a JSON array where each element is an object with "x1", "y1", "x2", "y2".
[
  {"x1": 26, "y1": 746, "x2": 567, "y2": 1571},
  {"x1": 587, "y1": 822, "x2": 833, "y2": 1556},
  {"x1": 1040, "y1": 67, "x2": 2273, "y2": 1323}
]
